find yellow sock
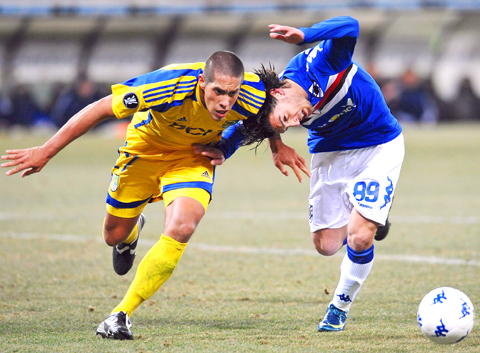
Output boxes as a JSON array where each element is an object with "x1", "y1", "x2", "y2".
[
  {"x1": 111, "y1": 234, "x2": 188, "y2": 317},
  {"x1": 124, "y1": 223, "x2": 138, "y2": 245}
]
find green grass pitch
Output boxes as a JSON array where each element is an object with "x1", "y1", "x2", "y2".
[{"x1": 0, "y1": 124, "x2": 479, "y2": 352}]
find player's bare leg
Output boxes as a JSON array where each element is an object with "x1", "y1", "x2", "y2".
[
  {"x1": 97, "y1": 196, "x2": 205, "y2": 340},
  {"x1": 163, "y1": 196, "x2": 206, "y2": 243},
  {"x1": 103, "y1": 213, "x2": 146, "y2": 276},
  {"x1": 317, "y1": 209, "x2": 377, "y2": 331},
  {"x1": 312, "y1": 225, "x2": 347, "y2": 256},
  {"x1": 103, "y1": 213, "x2": 140, "y2": 246}
]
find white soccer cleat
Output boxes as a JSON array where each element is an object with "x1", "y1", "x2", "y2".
[{"x1": 96, "y1": 311, "x2": 133, "y2": 340}]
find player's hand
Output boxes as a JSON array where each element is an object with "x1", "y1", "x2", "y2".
[
  {"x1": 1, "y1": 146, "x2": 50, "y2": 177},
  {"x1": 269, "y1": 24, "x2": 305, "y2": 45},
  {"x1": 192, "y1": 144, "x2": 226, "y2": 166},
  {"x1": 269, "y1": 137, "x2": 311, "y2": 183}
]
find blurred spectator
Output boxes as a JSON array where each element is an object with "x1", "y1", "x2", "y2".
[
  {"x1": 0, "y1": 93, "x2": 13, "y2": 129},
  {"x1": 449, "y1": 78, "x2": 480, "y2": 121},
  {"x1": 381, "y1": 79, "x2": 401, "y2": 116},
  {"x1": 50, "y1": 76, "x2": 102, "y2": 128},
  {"x1": 9, "y1": 84, "x2": 50, "y2": 128},
  {"x1": 395, "y1": 69, "x2": 439, "y2": 125}
]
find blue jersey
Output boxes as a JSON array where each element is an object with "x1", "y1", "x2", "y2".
[{"x1": 285, "y1": 16, "x2": 402, "y2": 153}]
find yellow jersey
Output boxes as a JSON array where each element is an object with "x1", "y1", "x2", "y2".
[{"x1": 111, "y1": 62, "x2": 265, "y2": 151}]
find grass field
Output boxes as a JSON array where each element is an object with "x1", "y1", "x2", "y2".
[{"x1": 0, "y1": 123, "x2": 479, "y2": 352}]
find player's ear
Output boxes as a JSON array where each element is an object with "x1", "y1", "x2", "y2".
[
  {"x1": 199, "y1": 74, "x2": 206, "y2": 90},
  {"x1": 270, "y1": 88, "x2": 285, "y2": 97}
]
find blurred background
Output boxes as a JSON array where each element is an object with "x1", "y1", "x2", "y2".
[{"x1": 0, "y1": 0, "x2": 479, "y2": 132}]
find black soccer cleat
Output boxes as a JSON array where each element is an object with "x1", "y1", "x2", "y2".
[
  {"x1": 112, "y1": 213, "x2": 146, "y2": 275},
  {"x1": 374, "y1": 217, "x2": 391, "y2": 241},
  {"x1": 96, "y1": 311, "x2": 133, "y2": 340}
]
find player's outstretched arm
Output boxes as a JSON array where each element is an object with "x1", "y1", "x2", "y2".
[
  {"x1": 269, "y1": 24, "x2": 305, "y2": 44},
  {"x1": 1, "y1": 95, "x2": 115, "y2": 177},
  {"x1": 268, "y1": 134, "x2": 311, "y2": 183},
  {"x1": 192, "y1": 144, "x2": 226, "y2": 166}
]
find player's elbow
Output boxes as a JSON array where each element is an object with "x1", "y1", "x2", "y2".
[
  {"x1": 96, "y1": 95, "x2": 115, "y2": 118},
  {"x1": 344, "y1": 16, "x2": 360, "y2": 37}
]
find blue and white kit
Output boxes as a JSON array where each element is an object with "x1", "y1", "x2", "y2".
[{"x1": 219, "y1": 16, "x2": 404, "y2": 228}]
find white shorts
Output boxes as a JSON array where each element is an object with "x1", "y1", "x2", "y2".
[{"x1": 308, "y1": 133, "x2": 405, "y2": 232}]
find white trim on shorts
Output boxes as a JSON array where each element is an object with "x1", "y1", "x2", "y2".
[{"x1": 308, "y1": 133, "x2": 405, "y2": 232}]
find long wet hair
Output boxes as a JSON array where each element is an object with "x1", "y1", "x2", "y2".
[{"x1": 239, "y1": 63, "x2": 287, "y2": 146}]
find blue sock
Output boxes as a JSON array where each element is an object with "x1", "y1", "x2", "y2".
[{"x1": 346, "y1": 244, "x2": 374, "y2": 264}]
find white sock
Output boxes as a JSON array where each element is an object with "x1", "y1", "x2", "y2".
[{"x1": 331, "y1": 250, "x2": 374, "y2": 312}]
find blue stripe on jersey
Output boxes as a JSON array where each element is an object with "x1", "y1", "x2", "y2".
[
  {"x1": 243, "y1": 77, "x2": 265, "y2": 92},
  {"x1": 144, "y1": 84, "x2": 196, "y2": 103},
  {"x1": 143, "y1": 78, "x2": 197, "y2": 94},
  {"x1": 121, "y1": 156, "x2": 139, "y2": 172},
  {"x1": 106, "y1": 194, "x2": 153, "y2": 209},
  {"x1": 121, "y1": 67, "x2": 201, "y2": 88},
  {"x1": 149, "y1": 95, "x2": 193, "y2": 113},
  {"x1": 239, "y1": 89, "x2": 264, "y2": 104},
  {"x1": 231, "y1": 101, "x2": 254, "y2": 117},
  {"x1": 163, "y1": 181, "x2": 213, "y2": 195},
  {"x1": 238, "y1": 91, "x2": 263, "y2": 109},
  {"x1": 134, "y1": 111, "x2": 153, "y2": 129},
  {"x1": 117, "y1": 141, "x2": 128, "y2": 156},
  {"x1": 237, "y1": 96, "x2": 262, "y2": 110}
]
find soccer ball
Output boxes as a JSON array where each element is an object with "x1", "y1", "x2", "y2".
[{"x1": 417, "y1": 287, "x2": 475, "y2": 344}]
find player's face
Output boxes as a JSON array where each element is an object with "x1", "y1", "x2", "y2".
[
  {"x1": 268, "y1": 94, "x2": 312, "y2": 133},
  {"x1": 199, "y1": 73, "x2": 242, "y2": 121}
]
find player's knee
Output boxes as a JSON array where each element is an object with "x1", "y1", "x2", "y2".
[
  {"x1": 347, "y1": 232, "x2": 373, "y2": 250},
  {"x1": 103, "y1": 227, "x2": 126, "y2": 247},
  {"x1": 312, "y1": 233, "x2": 340, "y2": 256},
  {"x1": 165, "y1": 221, "x2": 197, "y2": 242},
  {"x1": 315, "y1": 244, "x2": 339, "y2": 256}
]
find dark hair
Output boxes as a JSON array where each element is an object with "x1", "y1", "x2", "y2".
[
  {"x1": 204, "y1": 51, "x2": 244, "y2": 84},
  {"x1": 239, "y1": 63, "x2": 287, "y2": 146}
]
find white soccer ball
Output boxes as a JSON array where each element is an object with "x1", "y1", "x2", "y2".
[{"x1": 417, "y1": 287, "x2": 475, "y2": 344}]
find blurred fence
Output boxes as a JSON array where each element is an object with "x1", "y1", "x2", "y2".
[{"x1": 0, "y1": 0, "x2": 479, "y2": 129}]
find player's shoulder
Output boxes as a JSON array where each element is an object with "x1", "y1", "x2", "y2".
[
  {"x1": 141, "y1": 63, "x2": 204, "y2": 103},
  {"x1": 120, "y1": 62, "x2": 203, "y2": 90},
  {"x1": 234, "y1": 72, "x2": 266, "y2": 116},
  {"x1": 159, "y1": 62, "x2": 205, "y2": 77},
  {"x1": 147, "y1": 62, "x2": 203, "y2": 87}
]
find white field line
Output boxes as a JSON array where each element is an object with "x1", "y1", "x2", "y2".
[
  {"x1": 1, "y1": 212, "x2": 480, "y2": 224},
  {"x1": 217, "y1": 213, "x2": 480, "y2": 224},
  {"x1": 1, "y1": 231, "x2": 479, "y2": 267}
]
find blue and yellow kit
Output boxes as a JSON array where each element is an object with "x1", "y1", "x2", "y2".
[{"x1": 107, "y1": 63, "x2": 265, "y2": 217}]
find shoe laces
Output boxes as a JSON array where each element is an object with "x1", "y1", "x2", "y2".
[
  {"x1": 327, "y1": 304, "x2": 347, "y2": 323},
  {"x1": 107, "y1": 312, "x2": 131, "y2": 331}
]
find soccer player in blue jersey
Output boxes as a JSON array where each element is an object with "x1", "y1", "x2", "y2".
[
  {"x1": 1, "y1": 51, "x2": 286, "y2": 340},
  {"x1": 197, "y1": 16, "x2": 404, "y2": 332}
]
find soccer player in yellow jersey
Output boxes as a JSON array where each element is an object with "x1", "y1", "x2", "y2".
[{"x1": 1, "y1": 51, "x2": 292, "y2": 340}]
